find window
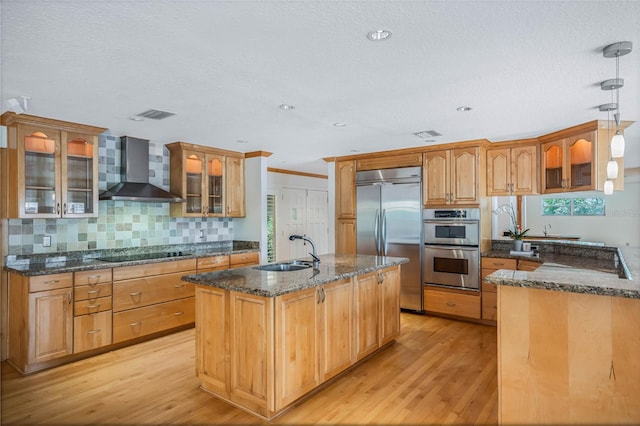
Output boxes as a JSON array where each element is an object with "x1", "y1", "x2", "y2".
[
  {"x1": 266, "y1": 194, "x2": 276, "y2": 262},
  {"x1": 542, "y1": 197, "x2": 605, "y2": 216}
]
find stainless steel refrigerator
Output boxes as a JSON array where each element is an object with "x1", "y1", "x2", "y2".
[{"x1": 356, "y1": 166, "x2": 423, "y2": 311}]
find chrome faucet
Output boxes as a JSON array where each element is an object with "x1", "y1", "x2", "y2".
[
  {"x1": 289, "y1": 234, "x2": 320, "y2": 267},
  {"x1": 544, "y1": 224, "x2": 552, "y2": 237}
]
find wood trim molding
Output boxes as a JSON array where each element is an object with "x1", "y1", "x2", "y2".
[
  {"x1": 0, "y1": 112, "x2": 107, "y2": 135},
  {"x1": 165, "y1": 141, "x2": 244, "y2": 157},
  {"x1": 245, "y1": 151, "x2": 273, "y2": 158},
  {"x1": 267, "y1": 167, "x2": 328, "y2": 179}
]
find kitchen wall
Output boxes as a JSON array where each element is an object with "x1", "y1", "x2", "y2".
[{"x1": 7, "y1": 133, "x2": 232, "y2": 255}]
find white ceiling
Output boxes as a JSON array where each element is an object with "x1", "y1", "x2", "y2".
[{"x1": 2, "y1": 0, "x2": 639, "y2": 175}]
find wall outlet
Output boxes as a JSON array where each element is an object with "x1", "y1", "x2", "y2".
[
  {"x1": 43, "y1": 235, "x2": 51, "y2": 247},
  {"x1": 199, "y1": 229, "x2": 205, "y2": 240}
]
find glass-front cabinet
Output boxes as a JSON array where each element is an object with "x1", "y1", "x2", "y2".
[
  {"x1": 1, "y1": 113, "x2": 105, "y2": 218},
  {"x1": 167, "y1": 142, "x2": 244, "y2": 218},
  {"x1": 541, "y1": 131, "x2": 595, "y2": 193}
]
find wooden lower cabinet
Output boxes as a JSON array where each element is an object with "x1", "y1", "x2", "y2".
[
  {"x1": 112, "y1": 298, "x2": 195, "y2": 344},
  {"x1": 195, "y1": 266, "x2": 400, "y2": 420},
  {"x1": 498, "y1": 286, "x2": 640, "y2": 425},
  {"x1": 74, "y1": 311, "x2": 112, "y2": 353},
  {"x1": 8, "y1": 272, "x2": 74, "y2": 373},
  {"x1": 335, "y1": 219, "x2": 356, "y2": 254},
  {"x1": 424, "y1": 287, "x2": 481, "y2": 319}
]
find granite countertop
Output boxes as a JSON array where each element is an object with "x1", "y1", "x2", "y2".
[
  {"x1": 485, "y1": 246, "x2": 639, "y2": 299},
  {"x1": 3, "y1": 241, "x2": 259, "y2": 276},
  {"x1": 181, "y1": 254, "x2": 409, "y2": 297}
]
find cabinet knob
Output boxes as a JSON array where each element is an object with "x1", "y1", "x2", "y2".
[{"x1": 87, "y1": 329, "x2": 101, "y2": 335}]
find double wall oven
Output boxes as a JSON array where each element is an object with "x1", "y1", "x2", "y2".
[{"x1": 423, "y1": 208, "x2": 480, "y2": 290}]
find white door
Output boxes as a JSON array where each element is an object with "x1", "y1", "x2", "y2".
[{"x1": 276, "y1": 188, "x2": 328, "y2": 262}]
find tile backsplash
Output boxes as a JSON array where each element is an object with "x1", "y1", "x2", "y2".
[{"x1": 8, "y1": 133, "x2": 233, "y2": 255}]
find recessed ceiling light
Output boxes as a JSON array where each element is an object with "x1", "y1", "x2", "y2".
[
  {"x1": 367, "y1": 29, "x2": 392, "y2": 41},
  {"x1": 456, "y1": 106, "x2": 472, "y2": 112},
  {"x1": 333, "y1": 122, "x2": 347, "y2": 127},
  {"x1": 129, "y1": 116, "x2": 144, "y2": 121},
  {"x1": 279, "y1": 104, "x2": 295, "y2": 110}
]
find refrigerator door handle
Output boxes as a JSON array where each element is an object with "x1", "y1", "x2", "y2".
[
  {"x1": 374, "y1": 209, "x2": 380, "y2": 255},
  {"x1": 381, "y1": 209, "x2": 387, "y2": 256}
]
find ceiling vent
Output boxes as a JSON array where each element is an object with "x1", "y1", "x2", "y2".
[
  {"x1": 413, "y1": 129, "x2": 442, "y2": 138},
  {"x1": 136, "y1": 109, "x2": 176, "y2": 120}
]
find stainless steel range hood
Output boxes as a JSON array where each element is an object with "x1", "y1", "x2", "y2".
[{"x1": 99, "y1": 136, "x2": 184, "y2": 202}]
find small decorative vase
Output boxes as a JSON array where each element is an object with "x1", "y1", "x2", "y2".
[{"x1": 513, "y1": 239, "x2": 523, "y2": 251}]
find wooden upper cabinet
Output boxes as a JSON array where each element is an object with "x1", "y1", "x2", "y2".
[
  {"x1": 167, "y1": 142, "x2": 245, "y2": 218},
  {"x1": 541, "y1": 131, "x2": 595, "y2": 193},
  {"x1": 0, "y1": 113, "x2": 105, "y2": 219},
  {"x1": 423, "y1": 147, "x2": 479, "y2": 207},
  {"x1": 356, "y1": 152, "x2": 423, "y2": 171},
  {"x1": 335, "y1": 160, "x2": 356, "y2": 219},
  {"x1": 487, "y1": 144, "x2": 538, "y2": 196}
]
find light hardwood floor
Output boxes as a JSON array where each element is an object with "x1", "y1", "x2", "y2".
[{"x1": 1, "y1": 313, "x2": 498, "y2": 425}]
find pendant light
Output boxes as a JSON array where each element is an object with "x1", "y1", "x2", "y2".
[
  {"x1": 604, "y1": 179, "x2": 614, "y2": 195},
  {"x1": 602, "y1": 41, "x2": 632, "y2": 158},
  {"x1": 599, "y1": 102, "x2": 619, "y2": 180}
]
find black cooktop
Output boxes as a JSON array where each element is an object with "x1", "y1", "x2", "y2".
[{"x1": 97, "y1": 251, "x2": 191, "y2": 263}]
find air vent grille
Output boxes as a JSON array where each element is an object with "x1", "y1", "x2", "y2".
[
  {"x1": 136, "y1": 109, "x2": 176, "y2": 120},
  {"x1": 413, "y1": 129, "x2": 442, "y2": 138}
]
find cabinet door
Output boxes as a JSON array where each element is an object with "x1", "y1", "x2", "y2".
[
  {"x1": 567, "y1": 131, "x2": 595, "y2": 191},
  {"x1": 184, "y1": 151, "x2": 206, "y2": 216},
  {"x1": 320, "y1": 278, "x2": 354, "y2": 381},
  {"x1": 423, "y1": 150, "x2": 449, "y2": 207},
  {"x1": 74, "y1": 311, "x2": 112, "y2": 353},
  {"x1": 379, "y1": 267, "x2": 401, "y2": 345},
  {"x1": 486, "y1": 148, "x2": 511, "y2": 196},
  {"x1": 335, "y1": 218, "x2": 356, "y2": 254},
  {"x1": 195, "y1": 287, "x2": 229, "y2": 396},
  {"x1": 28, "y1": 288, "x2": 73, "y2": 363},
  {"x1": 450, "y1": 147, "x2": 478, "y2": 204},
  {"x1": 62, "y1": 132, "x2": 98, "y2": 217},
  {"x1": 335, "y1": 160, "x2": 356, "y2": 219},
  {"x1": 354, "y1": 272, "x2": 379, "y2": 360},
  {"x1": 18, "y1": 125, "x2": 62, "y2": 218},
  {"x1": 225, "y1": 156, "x2": 245, "y2": 217},
  {"x1": 511, "y1": 145, "x2": 538, "y2": 195},
  {"x1": 542, "y1": 139, "x2": 566, "y2": 193},
  {"x1": 206, "y1": 154, "x2": 225, "y2": 216},
  {"x1": 275, "y1": 287, "x2": 321, "y2": 410}
]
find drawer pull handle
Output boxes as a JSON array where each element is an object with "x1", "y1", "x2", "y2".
[
  {"x1": 174, "y1": 284, "x2": 184, "y2": 288},
  {"x1": 174, "y1": 311, "x2": 184, "y2": 316},
  {"x1": 446, "y1": 302, "x2": 456, "y2": 307},
  {"x1": 87, "y1": 304, "x2": 100, "y2": 309},
  {"x1": 130, "y1": 292, "x2": 142, "y2": 296},
  {"x1": 493, "y1": 263, "x2": 504, "y2": 266},
  {"x1": 87, "y1": 290, "x2": 101, "y2": 295},
  {"x1": 44, "y1": 280, "x2": 60, "y2": 284},
  {"x1": 87, "y1": 329, "x2": 101, "y2": 334},
  {"x1": 130, "y1": 321, "x2": 141, "y2": 327}
]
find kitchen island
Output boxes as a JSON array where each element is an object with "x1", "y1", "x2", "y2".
[
  {"x1": 181, "y1": 254, "x2": 408, "y2": 420},
  {"x1": 486, "y1": 246, "x2": 640, "y2": 425}
]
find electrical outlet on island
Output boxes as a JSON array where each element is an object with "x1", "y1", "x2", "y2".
[{"x1": 43, "y1": 235, "x2": 51, "y2": 247}]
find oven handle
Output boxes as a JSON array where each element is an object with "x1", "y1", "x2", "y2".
[
  {"x1": 423, "y1": 219, "x2": 479, "y2": 225},
  {"x1": 424, "y1": 244, "x2": 479, "y2": 251}
]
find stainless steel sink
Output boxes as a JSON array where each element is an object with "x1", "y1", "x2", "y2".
[{"x1": 254, "y1": 260, "x2": 313, "y2": 272}]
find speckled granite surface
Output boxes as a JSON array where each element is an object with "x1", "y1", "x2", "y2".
[
  {"x1": 182, "y1": 254, "x2": 409, "y2": 297},
  {"x1": 485, "y1": 245, "x2": 639, "y2": 299},
  {"x1": 3, "y1": 241, "x2": 259, "y2": 276}
]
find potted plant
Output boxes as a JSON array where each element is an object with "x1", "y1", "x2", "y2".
[{"x1": 507, "y1": 205, "x2": 529, "y2": 250}]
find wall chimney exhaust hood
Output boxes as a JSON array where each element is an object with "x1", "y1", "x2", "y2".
[{"x1": 99, "y1": 136, "x2": 184, "y2": 202}]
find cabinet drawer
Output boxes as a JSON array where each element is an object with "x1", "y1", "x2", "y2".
[
  {"x1": 424, "y1": 288, "x2": 481, "y2": 319},
  {"x1": 482, "y1": 281, "x2": 497, "y2": 293},
  {"x1": 113, "y1": 272, "x2": 195, "y2": 312},
  {"x1": 74, "y1": 269, "x2": 112, "y2": 286},
  {"x1": 229, "y1": 252, "x2": 259, "y2": 268},
  {"x1": 197, "y1": 255, "x2": 229, "y2": 271},
  {"x1": 481, "y1": 258, "x2": 517, "y2": 270},
  {"x1": 112, "y1": 259, "x2": 197, "y2": 281},
  {"x1": 482, "y1": 291, "x2": 497, "y2": 321},
  {"x1": 75, "y1": 296, "x2": 112, "y2": 315},
  {"x1": 74, "y1": 311, "x2": 112, "y2": 353},
  {"x1": 518, "y1": 260, "x2": 541, "y2": 271},
  {"x1": 112, "y1": 298, "x2": 195, "y2": 344},
  {"x1": 74, "y1": 282, "x2": 113, "y2": 301},
  {"x1": 29, "y1": 273, "x2": 73, "y2": 292}
]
